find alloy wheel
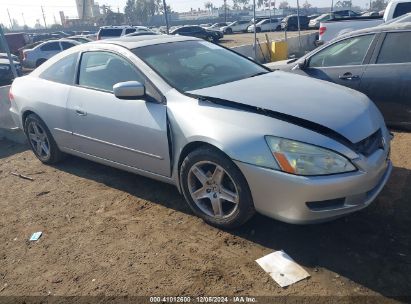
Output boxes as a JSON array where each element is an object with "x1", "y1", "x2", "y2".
[
  {"x1": 27, "y1": 121, "x2": 51, "y2": 160},
  {"x1": 188, "y1": 161, "x2": 239, "y2": 219}
]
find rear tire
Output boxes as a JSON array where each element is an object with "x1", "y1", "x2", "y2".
[
  {"x1": 24, "y1": 113, "x2": 65, "y2": 164},
  {"x1": 180, "y1": 146, "x2": 255, "y2": 229},
  {"x1": 225, "y1": 28, "x2": 233, "y2": 34}
]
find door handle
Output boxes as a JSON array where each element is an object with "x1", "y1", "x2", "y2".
[
  {"x1": 339, "y1": 72, "x2": 360, "y2": 80},
  {"x1": 74, "y1": 107, "x2": 87, "y2": 116}
]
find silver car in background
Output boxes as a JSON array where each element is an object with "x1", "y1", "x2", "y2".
[
  {"x1": 9, "y1": 35, "x2": 392, "y2": 228},
  {"x1": 22, "y1": 39, "x2": 80, "y2": 68}
]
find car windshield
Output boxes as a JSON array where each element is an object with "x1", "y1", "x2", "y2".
[{"x1": 132, "y1": 40, "x2": 269, "y2": 92}]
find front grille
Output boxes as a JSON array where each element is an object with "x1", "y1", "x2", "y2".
[{"x1": 353, "y1": 129, "x2": 384, "y2": 157}]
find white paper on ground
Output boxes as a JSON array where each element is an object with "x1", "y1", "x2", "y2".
[
  {"x1": 29, "y1": 232, "x2": 42, "y2": 241},
  {"x1": 256, "y1": 250, "x2": 310, "y2": 287}
]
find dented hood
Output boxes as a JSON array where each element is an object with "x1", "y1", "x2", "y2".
[{"x1": 188, "y1": 71, "x2": 382, "y2": 144}]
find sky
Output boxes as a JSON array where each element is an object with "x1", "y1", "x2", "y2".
[{"x1": 0, "y1": 0, "x2": 371, "y2": 28}]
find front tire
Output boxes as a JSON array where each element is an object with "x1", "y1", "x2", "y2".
[
  {"x1": 24, "y1": 113, "x2": 65, "y2": 164},
  {"x1": 180, "y1": 146, "x2": 255, "y2": 229}
]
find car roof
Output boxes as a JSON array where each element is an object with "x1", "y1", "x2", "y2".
[
  {"x1": 89, "y1": 35, "x2": 199, "y2": 49},
  {"x1": 338, "y1": 21, "x2": 411, "y2": 39}
]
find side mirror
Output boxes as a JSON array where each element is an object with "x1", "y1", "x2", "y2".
[
  {"x1": 297, "y1": 58, "x2": 307, "y2": 70},
  {"x1": 113, "y1": 81, "x2": 145, "y2": 99}
]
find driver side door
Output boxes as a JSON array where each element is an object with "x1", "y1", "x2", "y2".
[
  {"x1": 67, "y1": 50, "x2": 171, "y2": 177},
  {"x1": 298, "y1": 34, "x2": 378, "y2": 90}
]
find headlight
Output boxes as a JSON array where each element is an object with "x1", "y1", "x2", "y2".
[{"x1": 265, "y1": 136, "x2": 356, "y2": 176}]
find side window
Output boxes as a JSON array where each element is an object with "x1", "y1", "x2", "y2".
[
  {"x1": 61, "y1": 41, "x2": 75, "y2": 50},
  {"x1": 125, "y1": 28, "x2": 136, "y2": 34},
  {"x1": 79, "y1": 52, "x2": 144, "y2": 92},
  {"x1": 40, "y1": 42, "x2": 61, "y2": 51},
  {"x1": 377, "y1": 32, "x2": 411, "y2": 64},
  {"x1": 393, "y1": 2, "x2": 411, "y2": 18},
  {"x1": 309, "y1": 34, "x2": 375, "y2": 67},
  {"x1": 39, "y1": 52, "x2": 78, "y2": 85}
]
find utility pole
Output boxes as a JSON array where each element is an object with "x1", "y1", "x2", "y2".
[
  {"x1": 162, "y1": 0, "x2": 170, "y2": 34},
  {"x1": 296, "y1": 0, "x2": 302, "y2": 51},
  {"x1": 22, "y1": 13, "x2": 26, "y2": 27},
  {"x1": 41, "y1": 6, "x2": 47, "y2": 29},
  {"x1": 369, "y1": 0, "x2": 372, "y2": 11},
  {"x1": 225, "y1": 0, "x2": 228, "y2": 22},
  {"x1": 0, "y1": 25, "x2": 18, "y2": 78},
  {"x1": 253, "y1": 0, "x2": 257, "y2": 60},
  {"x1": 7, "y1": 9, "x2": 13, "y2": 30},
  {"x1": 331, "y1": 0, "x2": 334, "y2": 12}
]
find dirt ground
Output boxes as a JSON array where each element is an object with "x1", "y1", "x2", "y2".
[
  {"x1": 219, "y1": 30, "x2": 317, "y2": 48},
  {"x1": 0, "y1": 131, "x2": 410, "y2": 302}
]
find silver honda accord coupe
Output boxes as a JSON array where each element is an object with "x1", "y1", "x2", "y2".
[{"x1": 9, "y1": 35, "x2": 392, "y2": 228}]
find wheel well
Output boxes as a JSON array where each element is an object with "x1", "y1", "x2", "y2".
[
  {"x1": 22, "y1": 110, "x2": 35, "y2": 129},
  {"x1": 177, "y1": 141, "x2": 230, "y2": 176}
]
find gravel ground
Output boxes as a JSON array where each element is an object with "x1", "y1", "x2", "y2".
[{"x1": 0, "y1": 131, "x2": 410, "y2": 302}]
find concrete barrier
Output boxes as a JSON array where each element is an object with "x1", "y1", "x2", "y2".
[
  {"x1": 231, "y1": 42, "x2": 271, "y2": 63},
  {"x1": 230, "y1": 32, "x2": 319, "y2": 63}
]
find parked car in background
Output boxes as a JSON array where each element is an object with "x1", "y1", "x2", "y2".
[
  {"x1": 4, "y1": 33, "x2": 30, "y2": 55},
  {"x1": 124, "y1": 31, "x2": 159, "y2": 37},
  {"x1": 384, "y1": 11, "x2": 411, "y2": 23},
  {"x1": 281, "y1": 15, "x2": 309, "y2": 30},
  {"x1": 170, "y1": 26, "x2": 223, "y2": 42},
  {"x1": 206, "y1": 22, "x2": 228, "y2": 30},
  {"x1": 319, "y1": 0, "x2": 411, "y2": 42},
  {"x1": 0, "y1": 56, "x2": 22, "y2": 85},
  {"x1": 248, "y1": 18, "x2": 281, "y2": 32},
  {"x1": 97, "y1": 26, "x2": 151, "y2": 40},
  {"x1": 309, "y1": 13, "x2": 346, "y2": 28},
  {"x1": 266, "y1": 23, "x2": 411, "y2": 128},
  {"x1": 66, "y1": 36, "x2": 93, "y2": 43},
  {"x1": 362, "y1": 11, "x2": 380, "y2": 16},
  {"x1": 0, "y1": 53, "x2": 19, "y2": 61},
  {"x1": 9, "y1": 35, "x2": 392, "y2": 228},
  {"x1": 221, "y1": 20, "x2": 250, "y2": 33},
  {"x1": 22, "y1": 39, "x2": 80, "y2": 68}
]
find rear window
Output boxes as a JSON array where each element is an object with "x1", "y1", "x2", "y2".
[
  {"x1": 393, "y1": 2, "x2": 411, "y2": 18},
  {"x1": 377, "y1": 32, "x2": 411, "y2": 64},
  {"x1": 125, "y1": 28, "x2": 136, "y2": 34},
  {"x1": 99, "y1": 28, "x2": 123, "y2": 37},
  {"x1": 40, "y1": 42, "x2": 61, "y2": 51}
]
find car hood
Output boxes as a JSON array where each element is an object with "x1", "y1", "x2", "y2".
[
  {"x1": 264, "y1": 59, "x2": 296, "y2": 71},
  {"x1": 187, "y1": 71, "x2": 382, "y2": 144}
]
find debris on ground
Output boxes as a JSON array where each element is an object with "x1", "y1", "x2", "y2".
[
  {"x1": 29, "y1": 232, "x2": 42, "y2": 241},
  {"x1": 10, "y1": 172, "x2": 34, "y2": 181},
  {"x1": 256, "y1": 250, "x2": 310, "y2": 288}
]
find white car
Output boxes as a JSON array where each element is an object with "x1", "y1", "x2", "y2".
[
  {"x1": 221, "y1": 20, "x2": 250, "y2": 34},
  {"x1": 248, "y1": 18, "x2": 281, "y2": 32},
  {"x1": 97, "y1": 26, "x2": 151, "y2": 40},
  {"x1": 22, "y1": 39, "x2": 80, "y2": 68}
]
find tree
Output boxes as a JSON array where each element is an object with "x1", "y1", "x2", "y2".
[
  {"x1": 204, "y1": 1, "x2": 213, "y2": 11},
  {"x1": 371, "y1": 0, "x2": 387, "y2": 11},
  {"x1": 237, "y1": 0, "x2": 250, "y2": 9},
  {"x1": 232, "y1": 0, "x2": 240, "y2": 10},
  {"x1": 303, "y1": 0, "x2": 312, "y2": 9},
  {"x1": 124, "y1": 0, "x2": 172, "y2": 25},
  {"x1": 279, "y1": 1, "x2": 289, "y2": 9}
]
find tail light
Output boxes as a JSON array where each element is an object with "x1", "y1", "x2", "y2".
[
  {"x1": 319, "y1": 26, "x2": 326, "y2": 36},
  {"x1": 22, "y1": 51, "x2": 27, "y2": 61},
  {"x1": 8, "y1": 87, "x2": 14, "y2": 106}
]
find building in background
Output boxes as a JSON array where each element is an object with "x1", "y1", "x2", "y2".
[{"x1": 75, "y1": 0, "x2": 100, "y2": 20}]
